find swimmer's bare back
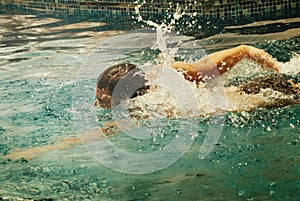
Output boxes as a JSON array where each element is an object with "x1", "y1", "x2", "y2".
[{"x1": 172, "y1": 45, "x2": 279, "y2": 82}]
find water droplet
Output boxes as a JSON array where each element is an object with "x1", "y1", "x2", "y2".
[{"x1": 238, "y1": 190, "x2": 245, "y2": 196}]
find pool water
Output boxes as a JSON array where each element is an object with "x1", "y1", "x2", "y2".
[{"x1": 0, "y1": 10, "x2": 300, "y2": 201}]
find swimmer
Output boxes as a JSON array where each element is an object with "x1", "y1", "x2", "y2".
[
  {"x1": 95, "y1": 45, "x2": 281, "y2": 109},
  {"x1": 4, "y1": 45, "x2": 300, "y2": 161}
]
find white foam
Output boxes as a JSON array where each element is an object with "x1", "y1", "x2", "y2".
[
  {"x1": 279, "y1": 54, "x2": 300, "y2": 74},
  {"x1": 127, "y1": 56, "x2": 300, "y2": 118}
]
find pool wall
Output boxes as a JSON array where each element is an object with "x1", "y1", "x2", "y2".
[{"x1": 1, "y1": 0, "x2": 299, "y2": 21}]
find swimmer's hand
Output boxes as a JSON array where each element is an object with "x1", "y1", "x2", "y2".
[{"x1": 237, "y1": 45, "x2": 279, "y2": 71}]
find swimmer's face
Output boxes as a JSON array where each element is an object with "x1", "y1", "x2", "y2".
[{"x1": 95, "y1": 88, "x2": 112, "y2": 109}]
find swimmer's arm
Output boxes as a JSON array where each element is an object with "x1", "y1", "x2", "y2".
[
  {"x1": 172, "y1": 45, "x2": 279, "y2": 82},
  {"x1": 4, "y1": 123, "x2": 118, "y2": 160},
  {"x1": 197, "y1": 45, "x2": 279, "y2": 72},
  {"x1": 3, "y1": 137, "x2": 82, "y2": 161}
]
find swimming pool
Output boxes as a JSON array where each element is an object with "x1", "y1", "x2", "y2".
[{"x1": 0, "y1": 2, "x2": 300, "y2": 201}]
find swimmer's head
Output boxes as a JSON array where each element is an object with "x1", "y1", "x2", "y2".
[{"x1": 95, "y1": 63, "x2": 149, "y2": 109}]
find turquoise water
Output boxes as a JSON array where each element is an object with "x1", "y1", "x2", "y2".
[{"x1": 0, "y1": 11, "x2": 300, "y2": 201}]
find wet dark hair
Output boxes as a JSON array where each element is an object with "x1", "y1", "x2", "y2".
[{"x1": 96, "y1": 63, "x2": 149, "y2": 108}]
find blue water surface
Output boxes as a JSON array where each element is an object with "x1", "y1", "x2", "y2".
[{"x1": 0, "y1": 10, "x2": 300, "y2": 201}]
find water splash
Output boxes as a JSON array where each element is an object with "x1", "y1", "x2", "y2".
[
  {"x1": 130, "y1": 2, "x2": 205, "y2": 118},
  {"x1": 134, "y1": 1, "x2": 184, "y2": 68},
  {"x1": 131, "y1": 6, "x2": 300, "y2": 119},
  {"x1": 279, "y1": 54, "x2": 300, "y2": 74},
  {"x1": 127, "y1": 55, "x2": 300, "y2": 119}
]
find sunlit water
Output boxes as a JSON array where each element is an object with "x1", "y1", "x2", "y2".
[{"x1": 0, "y1": 12, "x2": 300, "y2": 201}]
